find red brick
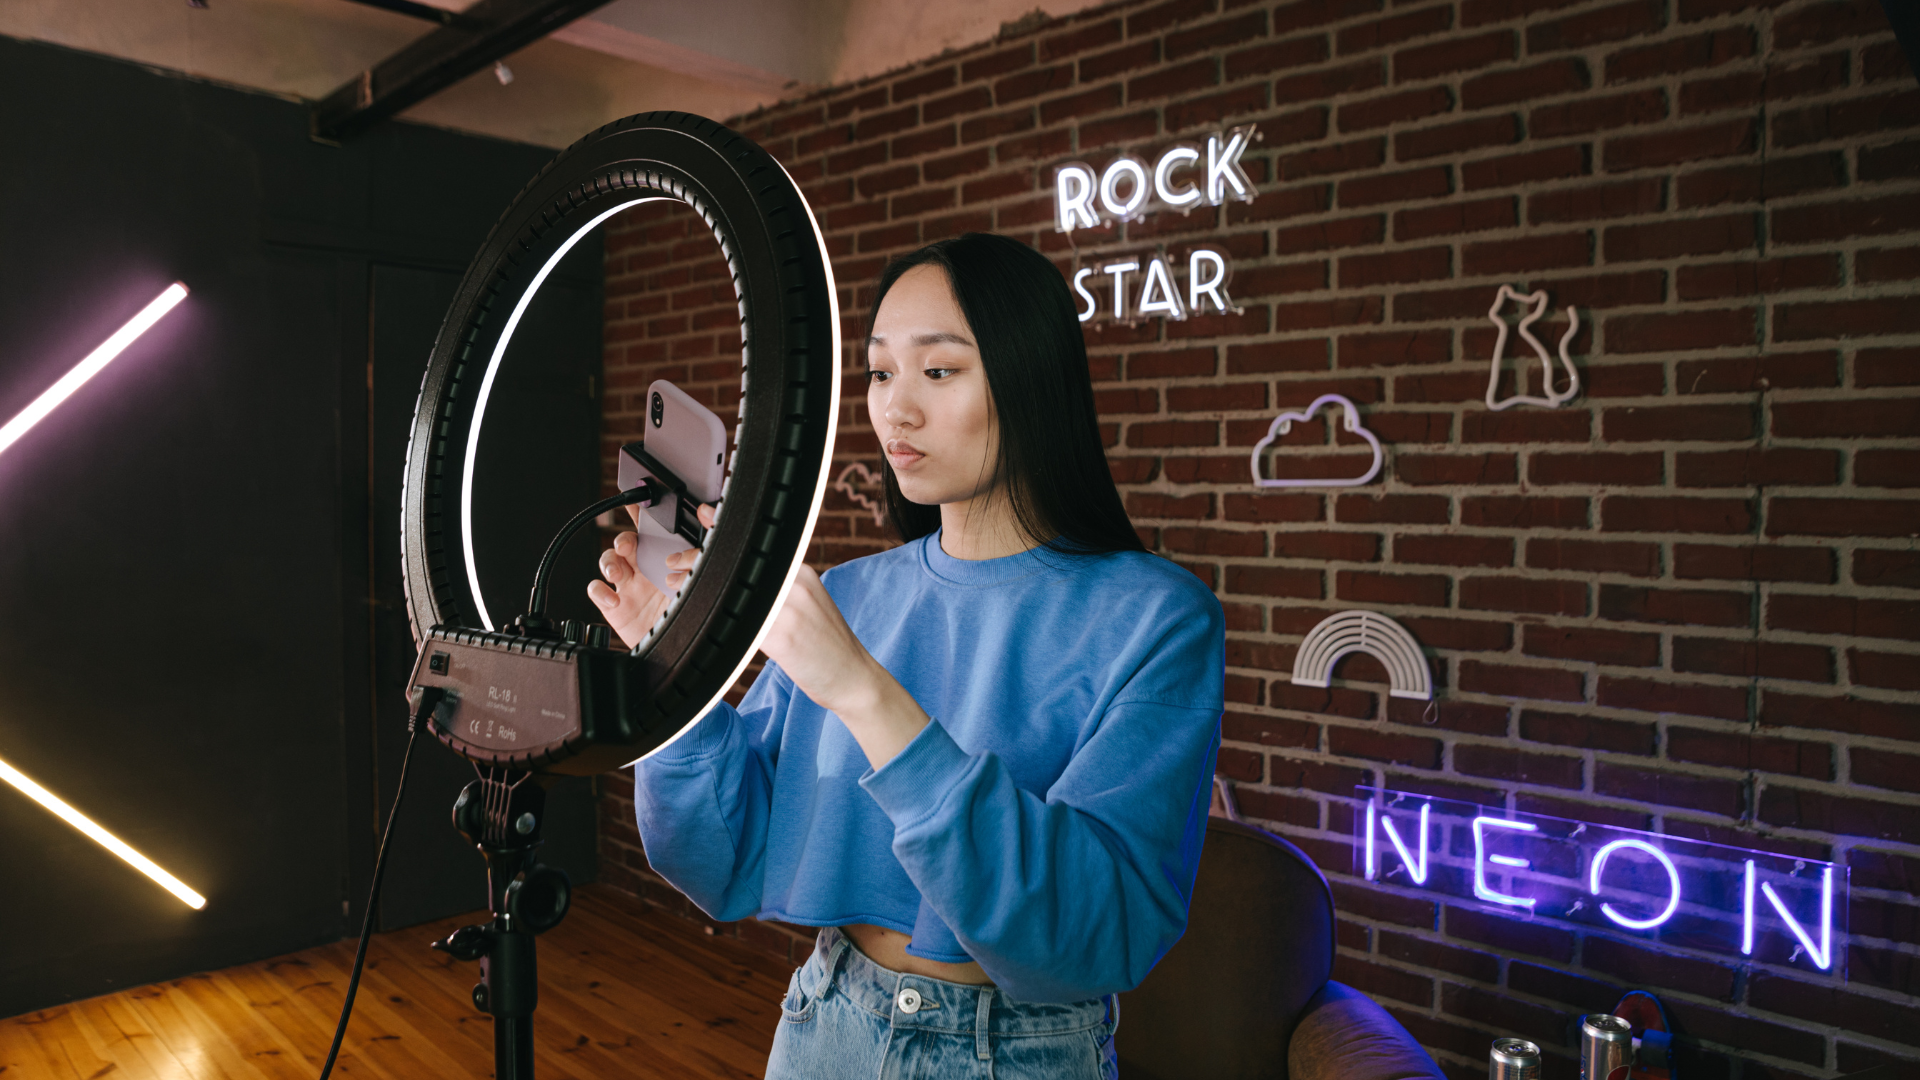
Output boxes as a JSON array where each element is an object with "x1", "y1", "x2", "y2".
[
  {"x1": 1860, "y1": 138, "x2": 1920, "y2": 182},
  {"x1": 961, "y1": 42, "x2": 1035, "y2": 82},
  {"x1": 1674, "y1": 636, "x2": 1834, "y2": 683},
  {"x1": 1400, "y1": 115, "x2": 1520, "y2": 162},
  {"x1": 1394, "y1": 452, "x2": 1518, "y2": 485},
  {"x1": 1676, "y1": 152, "x2": 1845, "y2": 207},
  {"x1": 1124, "y1": 491, "x2": 1206, "y2": 518},
  {"x1": 1461, "y1": 410, "x2": 1591, "y2": 443},
  {"x1": 1279, "y1": 137, "x2": 1388, "y2": 180},
  {"x1": 1525, "y1": 451, "x2": 1656, "y2": 487},
  {"x1": 1683, "y1": 50, "x2": 1850, "y2": 115},
  {"x1": 1462, "y1": 232, "x2": 1591, "y2": 275},
  {"x1": 1169, "y1": 11, "x2": 1272, "y2": 59},
  {"x1": 1675, "y1": 448, "x2": 1838, "y2": 487},
  {"x1": 1529, "y1": 178, "x2": 1663, "y2": 224},
  {"x1": 1446, "y1": 906, "x2": 1576, "y2": 962},
  {"x1": 1163, "y1": 526, "x2": 1265, "y2": 557},
  {"x1": 1460, "y1": 660, "x2": 1584, "y2": 702},
  {"x1": 1335, "y1": 494, "x2": 1451, "y2": 524},
  {"x1": 1128, "y1": 0, "x2": 1217, "y2": 36},
  {"x1": 1462, "y1": 496, "x2": 1587, "y2": 530},
  {"x1": 1337, "y1": 569, "x2": 1450, "y2": 607},
  {"x1": 1394, "y1": 196, "x2": 1517, "y2": 241},
  {"x1": 1528, "y1": 0, "x2": 1665, "y2": 52},
  {"x1": 924, "y1": 148, "x2": 991, "y2": 181},
  {"x1": 1229, "y1": 339, "x2": 1327, "y2": 373},
  {"x1": 1378, "y1": 931, "x2": 1501, "y2": 984},
  {"x1": 1602, "y1": 495, "x2": 1754, "y2": 534},
  {"x1": 1768, "y1": 594, "x2": 1920, "y2": 641},
  {"x1": 1222, "y1": 711, "x2": 1318, "y2": 749},
  {"x1": 1601, "y1": 583, "x2": 1752, "y2": 627},
  {"x1": 1777, "y1": 298, "x2": 1920, "y2": 342},
  {"x1": 1329, "y1": 727, "x2": 1442, "y2": 768},
  {"x1": 1041, "y1": 18, "x2": 1122, "y2": 61},
  {"x1": 1271, "y1": 680, "x2": 1377, "y2": 720},
  {"x1": 1127, "y1": 347, "x2": 1216, "y2": 379},
  {"x1": 1583, "y1": 938, "x2": 1737, "y2": 1001},
  {"x1": 1339, "y1": 246, "x2": 1451, "y2": 287},
  {"x1": 1224, "y1": 563, "x2": 1326, "y2": 600},
  {"x1": 1222, "y1": 492, "x2": 1325, "y2": 523},
  {"x1": 1758, "y1": 788, "x2": 1920, "y2": 846},
  {"x1": 1128, "y1": 57, "x2": 1219, "y2": 102},
  {"x1": 1462, "y1": 58, "x2": 1590, "y2": 109},
  {"x1": 1858, "y1": 346, "x2": 1920, "y2": 388},
  {"x1": 1127, "y1": 420, "x2": 1219, "y2": 448},
  {"x1": 1394, "y1": 30, "x2": 1516, "y2": 82},
  {"x1": 1774, "y1": 397, "x2": 1920, "y2": 439},
  {"x1": 1769, "y1": 498, "x2": 1920, "y2": 539},
  {"x1": 1522, "y1": 709, "x2": 1655, "y2": 754},
  {"x1": 1277, "y1": 297, "x2": 1385, "y2": 330},
  {"x1": 1461, "y1": 576, "x2": 1589, "y2": 616},
  {"x1": 827, "y1": 86, "x2": 889, "y2": 120},
  {"x1": 1273, "y1": 531, "x2": 1382, "y2": 562},
  {"x1": 1603, "y1": 117, "x2": 1756, "y2": 172},
  {"x1": 1852, "y1": 648, "x2": 1920, "y2": 694},
  {"x1": 1673, "y1": 543, "x2": 1834, "y2": 584},
  {"x1": 1596, "y1": 761, "x2": 1745, "y2": 816},
  {"x1": 1340, "y1": 167, "x2": 1454, "y2": 210},
  {"x1": 1773, "y1": 89, "x2": 1920, "y2": 150},
  {"x1": 1337, "y1": 4, "x2": 1451, "y2": 54},
  {"x1": 1463, "y1": 145, "x2": 1590, "y2": 190},
  {"x1": 1225, "y1": 33, "x2": 1330, "y2": 80},
  {"x1": 1337, "y1": 331, "x2": 1449, "y2": 368},
  {"x1": 1858, "y1": 451, "x2": 1920, "y2": 490},
  {"x1": 1606, "y1": 26, "x2": 1755, "y2": 83},
  {"x1": 1531, "y1": 88, "x2": 1668, "y2": 138},
  {"x1": 1599, "y1": 676, "x2": 1749, "y2": 721},
  {"x1": 1395, "y1": 535, "x2": 1514, "y2": 567},
  {"x1": 1605, "y1": 311, "x2": 1758, "y2": 353},
  {"x1": 1859, "y1": 246, "x2": 1920, "y2": 284},
  {"x1": 1525, "y1": 625, "x2": 1661, "y2": 666},
  {"x1": 1455, "y1": 744, "x2": 1583, "y2": 789},
  {"x1": 1680, "y1": 354, "x2": 1837, "y2": 398},
  {"x1": 1337, "y1": 86, "x2": 1452, "y2": 132},
  {"x1": 1774, "y1": 194, "x2": 1920, "y2": 246},
  {"x1": 1605, "y1": 213, "x2": 1754, "y2": 261}
]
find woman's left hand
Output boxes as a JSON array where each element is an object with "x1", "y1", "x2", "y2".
[{"x1": 763, "y1": 565, "x2": 930, "y2": 769}]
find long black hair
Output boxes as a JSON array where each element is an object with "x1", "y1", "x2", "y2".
[{"x1": 867, "y1": 233, "x2": 1145, "y2": 557}]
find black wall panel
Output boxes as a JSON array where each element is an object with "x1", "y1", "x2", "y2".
[{"x1": 0, "y1": 35, "x2": 602, "y2": 1016}]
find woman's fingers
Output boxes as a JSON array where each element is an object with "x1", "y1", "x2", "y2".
[{"x1": 697, "y1": 503, "x2": 718, "y2": 528}]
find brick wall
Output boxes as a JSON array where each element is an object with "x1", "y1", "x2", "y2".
[{"x1": 592, "y1": 1, "x2": 1920, "y2": 1076}]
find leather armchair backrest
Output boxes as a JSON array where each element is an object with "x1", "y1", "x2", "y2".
[{"x1": 1117, "y1": 818, "x2": 1337, "y2": 1080}]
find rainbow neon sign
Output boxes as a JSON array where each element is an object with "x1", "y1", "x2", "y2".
[{"x1": 1353, "y1": 789, "x2": 1848, "y2": 978}]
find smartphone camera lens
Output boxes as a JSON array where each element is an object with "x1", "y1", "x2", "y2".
[{"x1": 650, "y1": 392, "x2": 664, "y2": 428}]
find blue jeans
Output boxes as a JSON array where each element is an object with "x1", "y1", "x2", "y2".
[{"x1": 766, "y1": 926, "x2": 1120, "y2": 1079}]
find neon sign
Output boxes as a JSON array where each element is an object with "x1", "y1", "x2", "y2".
[
  {"x1": 1054, "y1": 126, "x2": 1255, "y2": 324},
  {"x1": 1355, "y1": 788, "x2": 1849, "y2": 978}
]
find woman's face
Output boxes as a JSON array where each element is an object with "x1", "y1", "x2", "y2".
[{"x1": 866, "y1": 263, "x2": 999, "y2": 507}]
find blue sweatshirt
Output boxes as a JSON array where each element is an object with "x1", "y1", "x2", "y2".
[{"x1": 633, "y1": 530, "x2": 1226, "y2": 1003}]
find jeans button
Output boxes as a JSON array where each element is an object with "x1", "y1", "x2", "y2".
[{"x1": 896, "y1": 987, "x2": 922, "y2": 1014}]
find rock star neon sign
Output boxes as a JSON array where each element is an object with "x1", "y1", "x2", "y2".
[
  {"x1": 1053, "y1": 126, "x2": 1255, "y2": 324},
  {"x1": 1355, "y1": 789, "x2": 1848, "y2": 977}
]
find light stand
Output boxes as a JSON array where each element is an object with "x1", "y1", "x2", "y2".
[{"x1": 429, "y1": 770, "x2": 572, "y2": 1080}]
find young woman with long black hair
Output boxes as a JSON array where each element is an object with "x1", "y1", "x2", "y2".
[{"x1": 588, "y1": 233, "x2": 1226, "y2": 1079}]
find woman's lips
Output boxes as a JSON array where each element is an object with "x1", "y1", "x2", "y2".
[{"x1": 886, "y1": 440, "x2": 925, "y2": 468}]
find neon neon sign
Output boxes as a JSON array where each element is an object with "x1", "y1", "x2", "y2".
[
  {"x1": 1054, "y1": 126, "x2": 1255, "y2": 324},
  {"x1": 1355, "y1": 788, "x2": 1849, "y2": 978}
]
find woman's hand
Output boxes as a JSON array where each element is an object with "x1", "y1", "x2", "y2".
[
  {"x1": 587, "y1": 503, "x2": 717, "y2": 648},
  {"x1": 761, "y1": 565, "x2": 930, "y2": 770}
]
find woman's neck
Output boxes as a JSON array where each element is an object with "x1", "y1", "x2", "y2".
[{"x1": 938, "y1": 487, "x2": 1035, "y2": 561}]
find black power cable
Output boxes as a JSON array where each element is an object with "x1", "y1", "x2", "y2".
[
  {"x1": 524, "y1": 483, "x2": 658, "y2": 623},
  {"x1": 316, "y1": 686, "x2": 444, "y2": 1080}
]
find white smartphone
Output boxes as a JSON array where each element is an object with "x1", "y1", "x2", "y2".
[{"x1": 616, "y1": 380, "x2": 727, "y2": 597}]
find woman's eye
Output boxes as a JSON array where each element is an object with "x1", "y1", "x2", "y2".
[
  {"x1": 866, "y1": 370, "x2": 891, "y2": 384},
  {"x1": 925, "y1": 368, "x2": 955, "y2": 380}
]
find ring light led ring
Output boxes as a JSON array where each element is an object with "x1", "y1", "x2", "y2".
[{"x1": 401, "y1": 112, "x2": 841, "y2": 774}]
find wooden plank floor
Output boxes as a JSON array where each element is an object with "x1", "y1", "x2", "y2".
[{"x1": 0, "y1": 886, "x2": 789, "y2": 1080}]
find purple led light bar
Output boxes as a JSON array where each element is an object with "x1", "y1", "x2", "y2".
[{"x1": 0, "y1": 282, "x2": 188, "y2": 460}]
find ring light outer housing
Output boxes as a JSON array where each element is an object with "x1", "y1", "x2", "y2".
[{"x1": 400, "y1": 112, "x2": 841, "y2": 776}]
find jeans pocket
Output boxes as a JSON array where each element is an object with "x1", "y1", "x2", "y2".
[{"x1": 780, "y1": 965, "x2": 817, "y2": 1024}]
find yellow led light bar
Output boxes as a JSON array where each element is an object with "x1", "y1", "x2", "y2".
[{"x1": 0, "y1": 754, "x2": 206, "y2": 909}]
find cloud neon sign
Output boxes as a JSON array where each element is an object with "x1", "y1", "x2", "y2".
[{"x1": 1355, "y1": 789, "x2": 1849, "y2": 977}]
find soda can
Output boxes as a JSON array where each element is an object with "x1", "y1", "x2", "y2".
[
  {"x1": 1489, "y1": 1038, "x2": 1542, "y2": 1080},
  {"x1": 1580, "y1": 1013, "x2": 1635, "y2": 1080}
]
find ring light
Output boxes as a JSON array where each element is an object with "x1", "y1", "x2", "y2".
[{"x1": 399, "y1": 112, "x2": 841, "y2": 777}]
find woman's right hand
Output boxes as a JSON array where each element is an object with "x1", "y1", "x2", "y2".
[{"x1": 587, "y1": 503, "x2": 718, "y2": 648}]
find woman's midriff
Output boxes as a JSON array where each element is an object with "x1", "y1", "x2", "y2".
[{"x1": 842, "y1": 923, "x2": 993, "y2": 985}]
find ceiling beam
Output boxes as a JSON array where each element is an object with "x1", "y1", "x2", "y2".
[{"x1": 312, "y1": 0, "x2": 614, "y2": 143}]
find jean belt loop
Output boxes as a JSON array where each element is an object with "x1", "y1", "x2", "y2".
[
  {"x1": 814, "y1": 934, "x2": 850, "y2": 1003},
  {"x1": 974, "y1": 986, "x2": 994, "y2": 1060}
]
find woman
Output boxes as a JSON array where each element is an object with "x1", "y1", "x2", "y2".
[{"x1": 588, "y1": 233, "x2": 1225, "y2": 1079}]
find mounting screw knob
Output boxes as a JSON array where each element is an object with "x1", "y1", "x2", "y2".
[
  {"x1": 472, "y1": 983, "x2": 488, "y2": 1011},
  {"x1": 515, "y1": 812, "x2": 537, "y2": 835}
]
